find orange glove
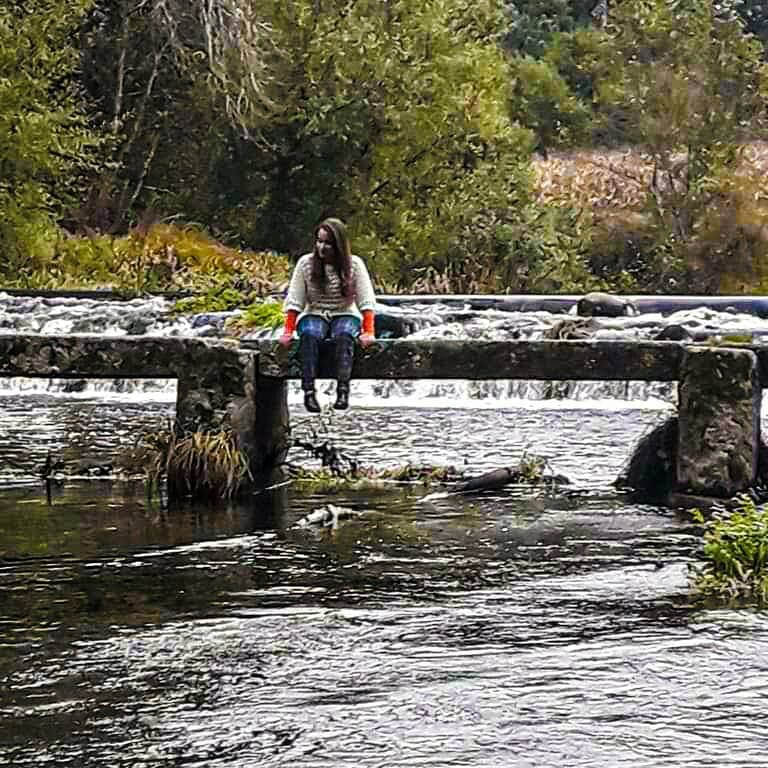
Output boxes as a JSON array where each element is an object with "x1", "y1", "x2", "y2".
[
  {"x1": 359, "y1": 310, "x2": 375, "y2": 347},
  {"x1": 279, "y1": 310, "x2": 298, "y2": 346}
]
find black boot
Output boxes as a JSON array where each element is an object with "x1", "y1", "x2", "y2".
[
  {"x1": 334, "y1": 381, "x2": 350, "y2": 410},
  {"x1": 333, "y1": 334, "x2": 355, "y2": 410},
  {"x1": 300, "y1": 335, "x2": 321, "y2": 413},
  {"x1": 304, "y1": 388, "x2": 321, "y2": 413}
]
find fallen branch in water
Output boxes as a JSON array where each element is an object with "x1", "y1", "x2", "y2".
[
  {"x1": 286, "y1": 417, "x2": 569, "y2": 493},
  {"x1": 449, "y1": 451, "x2": 569, "y2": 494}
]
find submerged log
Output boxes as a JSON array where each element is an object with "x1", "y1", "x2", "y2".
[
  {"x1": 452, "y1": 466, "x2": 569, "y2": 494},
  {"x1": 453, "y1": 467, "x2": 519, "y2": 493}
]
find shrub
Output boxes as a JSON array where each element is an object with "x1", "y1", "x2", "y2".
[
  {"x1": 691, "y1": 495, "x2": 768, "y2": 605},
  {"x1": 226, "y1": 300, "x2": 284, "y2": 333},
  {"x1": 4, "y1": 222, "x2": 291, "y2": 294}
]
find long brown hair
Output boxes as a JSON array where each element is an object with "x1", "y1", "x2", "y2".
[{"x1": 311, "y1": 217, "x2": 353, "y2": 298}]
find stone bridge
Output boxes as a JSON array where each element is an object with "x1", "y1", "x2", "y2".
[{"x1": 0, "y1": 334, "x2": 763, "y2": 497}]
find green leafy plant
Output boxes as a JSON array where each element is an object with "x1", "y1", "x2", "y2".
[
  {"x1": 691, "y1": 494, "x2": 768, "y2": 605},
  {"x1": 518, "y1": 451, "x2": 548, "y2": 483},
  {"x1": 226, "y1": 300, "x2": 285, "y2": 332},
  {"x1": 172, "y1": 280, "x2": 249, "y2": 315}
]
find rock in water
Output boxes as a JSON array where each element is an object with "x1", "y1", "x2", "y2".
[
  {"x1": 577, "y1": 292, "x2": 636, "y2": 318},
  {"x1": 616, "y1": 417, "x2": 677, "y2": 501},
  {"x1": 294, "y1": 503, "x2": 362, "y2": 529}
]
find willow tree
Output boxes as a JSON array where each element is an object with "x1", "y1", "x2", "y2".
[
  {"x1": 592, "y1": 0, "x2": 768, "y2": 289},
  {"x1": 127, "y1": 0, "x2": 541, "y2": 285},
  {"x1": 0, "y1": 0, "x2": 99, "y2": 281}
]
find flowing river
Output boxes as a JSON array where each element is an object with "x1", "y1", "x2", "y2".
[{"x1": 1, "y1": 294, "x2": 767, "y2": 766}]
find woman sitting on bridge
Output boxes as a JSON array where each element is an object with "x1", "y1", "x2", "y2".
[{"x1": 278, "y1": 217, "x2": 376, "y2": 412}]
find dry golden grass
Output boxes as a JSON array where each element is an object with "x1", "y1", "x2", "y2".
[
  {"x1": 533, "y1": 142, "x2": 768, "y2": 294},
  {"x1": 532, "y1": 141, "x2": 768, "y2": 210},
  {"x1": 121, "y1": 425, "x2": 252, "y2": 502}
]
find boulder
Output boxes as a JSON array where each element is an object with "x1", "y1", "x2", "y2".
[
  {"x1": 654, "y1": 324, "x2": 693, "y2": 342},
  {"x1": 577, "y1": 292, "x2": 637, "y2": 318},
  {"x1": 616, "y1": 416, "x2": 678, "y2": 501}
]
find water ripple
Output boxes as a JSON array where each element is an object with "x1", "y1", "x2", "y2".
[{"x1": 2, "y1": 402, "x2": 768, "y2": 766}]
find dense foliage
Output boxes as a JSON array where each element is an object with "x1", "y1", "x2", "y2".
[
  {"x1": 0, "y1": 0, "x2": 100, "y2": 282},
  {"x1": 2, "y1": 0, "x2": 768, "y2": 294},
  {"x1": 692, "y1": 495, "x2": 768, "y2": 605}
]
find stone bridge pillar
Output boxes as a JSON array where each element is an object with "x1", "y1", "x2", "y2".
[
  {"x1": 172, "y1": 346, "x2": 287, "y2": 480},
  {"x1": 677, "y1": 347, "x2": 761, "y2": 497},
  {"x1": 252, "y1": 374, "x2": 289, "y2": 476}
]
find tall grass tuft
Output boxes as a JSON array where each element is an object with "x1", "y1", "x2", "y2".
[
  {"x1": 692, "y1": 495, "x2": 768, "y2": 605},
  {"x1": 123, "y1": 425, "x2": 252, "y2": 502}
]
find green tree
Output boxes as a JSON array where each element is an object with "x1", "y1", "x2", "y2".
[
  {"x1": 78, "y1": 0, "x2": 231, "y2": 231},
  {"x1": 507, "y1": 55, "x2": 592, "y2": 155},
  {"x1": 349, "y1": 1, "x2": 536, "y2": 285},
  {"x1": 126, "y1": 0, "x2": 540, "y2": 283},
  {"x1": 76, "y1": 0, "x2": 597, "y2": 291},
  {"x1": 544, "y1": 27, "x2": 614, "y2": 111},
  {"x1": 0, "y1": 0, "x2": 99, "y2": 281},
  {"x1": 734, "y1": 0, "x2": 768, "y2": 52},
  {"x1": 501, "y1": 0, "x2": 595, "y2": 57},
  {"x1": 590, "y1": 0, "x2": 768, "y2": 288}
]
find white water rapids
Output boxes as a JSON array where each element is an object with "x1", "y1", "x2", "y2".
[{"x1": 3, "y1": 291, "x2": 768, "y2": 408}]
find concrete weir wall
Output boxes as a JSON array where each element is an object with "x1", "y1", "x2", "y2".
[{"x1": 0, "y1": 335, "x2": 765, "y2": 498}]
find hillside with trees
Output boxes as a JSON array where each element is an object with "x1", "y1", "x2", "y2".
[{"x1": 2, "y1": 0, "x2": 767, "y2": 295}]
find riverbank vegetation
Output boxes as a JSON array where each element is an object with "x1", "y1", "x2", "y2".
[
  {"x1": 3, "y1": 0, "x2": 768, "y2": 296},
  {"x1": 691, "y1": 495, "x2": 768, "y2": 605}
]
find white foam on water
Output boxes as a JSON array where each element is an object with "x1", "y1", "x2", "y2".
[
  {"x1": 3, "y1": 294, "x2": 768, "y2": 409},
  {"x1": 0, "y1": 377, "x2": 176, "y2": 402},
  {"x1": 289, "y1": 379, "x2": 677, "y2": 411}
]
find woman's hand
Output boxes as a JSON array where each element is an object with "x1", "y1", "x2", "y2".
[
  {"x1": 278, "y1": 333, "x2": 294, "y2": 347},
  {"x1": 359, "y1": 333, "x2": 375, "y2": 348}
]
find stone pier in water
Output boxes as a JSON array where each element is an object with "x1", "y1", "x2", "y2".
[{"x1": 0, "y1": 334, "x2": 764, "y2": 499}]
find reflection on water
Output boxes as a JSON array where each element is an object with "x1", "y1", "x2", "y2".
[{"x1": 1, "y1": 395, "x2": 767, "y2": 767}]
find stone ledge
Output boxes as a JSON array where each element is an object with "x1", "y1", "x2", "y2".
[
  {"x1": 0, "y1": 334, "x2": 243, "y2": 379},
  {"x1": 249, "y1": 339, "x2": 685, "y2": 381}
]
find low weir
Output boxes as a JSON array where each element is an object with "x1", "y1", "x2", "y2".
[{"x1": 0, "y1": 334, "x2": 762, "y2": 498}]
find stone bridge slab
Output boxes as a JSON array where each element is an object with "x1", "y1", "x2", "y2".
[
  {"x1": 2, "y1": 334, "x2": 765, "y2": 497},
  {"x1": 249, "y1": 339, "x2": 685, "y2": 381},
  {"x1": 0, "y1": 334, "x2": 256, "y2": 440}
]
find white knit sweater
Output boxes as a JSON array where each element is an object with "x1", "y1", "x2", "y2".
[{"x1": 283, "y1": 254, "x2": 376, "y2": 321}]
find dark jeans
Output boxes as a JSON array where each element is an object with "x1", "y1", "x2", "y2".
[
  {"x1": 297, "y1": 315, "x2": 359, "y2": 391},
  {"x1": 297, "y1": 314, "x2": 361, "y2": 340}
]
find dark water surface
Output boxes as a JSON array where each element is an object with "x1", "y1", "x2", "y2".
[{"x1": 1, "y1": 394, "x2": 767, "y2": 767}]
